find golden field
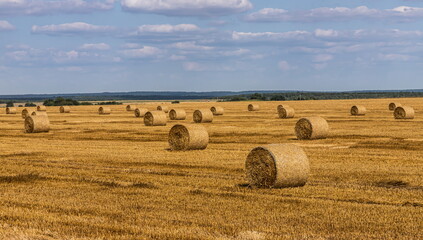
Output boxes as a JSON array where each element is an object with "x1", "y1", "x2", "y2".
[{"x1": 0, "y1": 98, "x2": 422, "y2": 240}]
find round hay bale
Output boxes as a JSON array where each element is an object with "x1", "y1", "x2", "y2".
[
  {"x1": 351, "y1": 105, "x2": 367, "y2": 116},
  {"x1": 134, "y1": 108, "x2": 148, "y2": 118},
  {"x1": 157, "y1": 105, "x2": 169, "y2": 113},
  {"x1": 394, "y1": 106, "x2": 415, "y2": 119},
  {"x1": 144, "y1": 111, "x2": 167, "y2": 126},
  {"x1": 168, "y1": 124, "x2": 209, "y2": 150},
  {"x1": 21, "y1": 108, "x2": 32, "y2": 119},
  {"x1": 37, "y1": 106, "x2": 47, "y2": 112},
  {"x1": 278, "y1": 106, "x2": 295, "y2": 119},
  {"x1": 248, "y1": 104, "x2": 259, "y2": 111},
  {"x1": 98, "y1": 107, "x2": 111, "y2": 115},
  {"x1": 295, "y1": 117, "x2": 329, "y2": 140},
  {"x1": 389, "y1": 102, "x2": 401, "y2": 111},
  {"x1": 60, "y1": 106, "x2": 71, "y2": 113},
  {"x1": 31, "y1": 111, "x2": 48, "y2": 117},
  {"x1": 245, "y1": 144, "x2": 310, "y2": 188},
  {"x1": 193, "y1": 109, "x2": 213, "y2": 123},
  {"x1": 210, "y1": 106, "x2": 224, "y2": 115},
  {"x1": 277, "y1": 104, "x2": 289, "y2": 112},
  {"x1": 6, "y1": 107, "x2": 17, "y2": 114},
  {"x1": 126, "y1": 105, "x2": 136, "y2": 111},
  {"x1": 25, "y1": 115, "x2": 50, "y2": 133},
  {"x1": 169, "y1": 109, "x2": 187, "y2": 120}
]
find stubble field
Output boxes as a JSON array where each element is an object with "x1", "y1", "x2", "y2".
[{"x1": 0, "y1": 98, "x2": 422, "y2": 239}]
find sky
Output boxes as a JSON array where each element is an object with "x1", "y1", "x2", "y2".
[{"x1": 2, "y1": 0, "x2": 423, "y2": 94}]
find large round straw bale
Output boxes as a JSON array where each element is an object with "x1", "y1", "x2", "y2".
[
  {"x1": 98, "y1": 107, "x2": 111, "y2": 115},
  {"x1": 157, "y1": 105, "x2": 169, "y2": 113},
  {"x1": 134, "y1": 108, "x2": 148, "y2": 118},
  {"x1": 248, "y1": 104, "x2": 259, "y2": 111},
  {"x1": 278, "y1": 106, "x2": 295, "y2": 119},
  {"x1": 394, "y1": 106, "x2": 415, "y2": 119},
  {"x1": 31, "y1": 111, "x2": 48, "y2": 117},
  {"x1": 277, "y1": 104, "x2": 289, "y2": 112},
  {"x1": 144, "y1": 111, "x2": 167, "y2": 126},
  {"x1": 25, "y1": 115, "x2": 50, "y2": 133},
  {"x1": 6, "y1": 107, "x2": 17, "y2": 114},
  {"x1": 295, "y1": 117, "x2": 329, "y2": 140},
  {"x1": 210, "y1": 106, "x2": 224, "y2": 115},
  {"x1": 350, "y1": 105, "x2": 367, "y2": 116},
  {"x1": 37, "y1": 106, "x2": 47, "y2": 111},
  {"x1": 60, "y1": 106, "x2": 71, "y2": 113},
  {"x1": 126, "y1": 105, "x2": 136, "y2": 111},
  {"x1": 169, "y1": 109, "x2": 187, "y2": 120},
  {"x1": 389, "y1": 102, "x2": 401, "y2": 111},
  {"x1": 168, "y1": 124, "x2": 209, "y2": 150},
  {"x1": 193, "y1": 109, "x2": 213, "y2": 123},
  {"x1": 21, "y1": 108, "x2": 32, "y2": 119},
  {"x1": 245, "y1": 144, "x2": 310, "y2": 188}
]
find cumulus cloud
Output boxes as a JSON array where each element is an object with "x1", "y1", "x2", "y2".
[
  {"x1": 121, "y1": 0, "x2": 252, "y2": 17},
  {"x1": 0, "y1": 20, "x2": 14, "y2": 31},
  {"x1": 169, "y1": 41, "x2": 214, "y2": 51},
  {"x1": 232, "y1": 31, "x2": 311, "y2": 42},
  {"x1": 120, "y1": 46, "x2": 162, "y2": 58},
  {"x1": 31, "y1": 22, "x2": 116, "y2": 36},
  {"x1": 137, "y1": 24, "x2": 200, "y2": 33},
  {"x1": 80, "y1": 43, "x2": 111, "y2": 50}
]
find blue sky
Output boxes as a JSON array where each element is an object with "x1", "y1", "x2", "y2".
[{"x1": 1, "y1": 0, "x2": 423, "y2": 94}]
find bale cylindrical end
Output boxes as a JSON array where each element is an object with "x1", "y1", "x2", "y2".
[
  {"x1": 60, "y1": 106, "x2": 71, "y2": 113},
  {"x1": 168, "y1": 124, "x2": 209, "y2": 151},
  {"x1": 126, "y1": 105, "x2": 136, "y2": 111},
  {"x1": 157, "y1": 106, "x2": 169, "y2": 113},
  {"x1": 193, "y1": 109, "x2": 213, "y2": 123},
  {"x1": 21, "y1": 108, "x2": 32, "y2": 119},
  {"x1": 278, "y1": 106, "x2": 295, "y2": 119},
  {"x1": 25, "y1": 115, "x2": 50, "y2": 133},
  {"x1": 169, "y1": 109, "x2": 187, "y2": 120},
  {"x1": 99, "y1": 107, "x2": 111, "y2": 115},
  {"x1": 389, "y1": 102, "x2": 401, "y2": 111},
  {"x1": 134, "y1": 108, "x2": 148, "y2": 118},
  {"x1": 6, "y1": 107, "x2": 17, "y2": 114},
  {"x1": 350, "y1": 105, "x2": 367, "y2": 116},
  {"x1": 248, "y1": 104, "x2": 259, "y2": 111},
  {"x1": 210, "y1": 106, "x2": 224, "y2": 115},
  {"x1": 295, "y1": 117, "x2": 329, "y2": 140},
  {"x1": 394, "y1": 106, "x2": 415, "y2": 119},
  {"x1": 144, "y1": 111, "x2": 167, "y2": 126},
  {"x1": 37, "y1": 106, "x2": 47, "y2": 112}
]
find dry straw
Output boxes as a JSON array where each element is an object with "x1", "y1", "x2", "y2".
[
  {"x1": 245, "y1": 144, "x2": 310, "y2": 188},
  {"x1": 37, "y1": 106, "x2": 47, "y2": 111},
  {"x1": 277, "y1": 104, "x2": 289, "y2": 112},
  {"x1": 144, "y1": 111, "x2": 167, "y2": 126},
  {"x1": 98, "y1": 107, "x2": 111, "y2": 115},
  {"x1": 6, "y1": 107, "x2": 17, "y2": 114},
  {"x1": 157, "y1": 105, "x2": 169, "y2": 113},
  {"x1": 60, "y1": 106, "x2": 71, "y2": 113},
  {"x1": 193, "y1": 109, "x2": 213, "y2": 123},
  {"x1": 21, "y1": 108, "x2": 32, "y2": 119},
  {"x1": 25, "y1": 115, "x2": 50, "y2": 133},
  {"x1": 168, "y1": 124, "x2": 209, "y2": 150},
  {"x1": 394, "y1": 106, "x2": 415, "y2": 119},
  {"x1": 134, "y1": 108, "x2": 148, "y2": 118},
  {"x1": 248, "y1": 104, "x2": 259, "y2": 111},
  {"x1": 31, "y1": 111, "x2": 48, "y2": 117},
  {"x1": 295, "y1": 117, "x2": 329, "y2": 140},
  {"x1": 126, "y1": 105, "x2": 136, "y2": 111},
  {"x1": 278, "y1": 106, "x2": 295, "y2": 119},
  {"x1": 351, "y1": 105, "x2": 367, "y2": 116},
  {"x1": 210, "y1": 106, "x2": 224, "y2": 115},
  {"x1": 169, "y1": 109, "x2": 187, "y2": 120},
  {"x1": 389, "y1": 102, "x2": 401, "y2": 111}
]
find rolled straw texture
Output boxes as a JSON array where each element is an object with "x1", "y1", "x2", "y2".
[
  {"x1": 193, "y1": 109, "x2": 213, "y2": 123},
  {"x1": 248, "y1": 104, "x2": 259, "y2": 111},
  {"x1": 144, "y1": 111, "x2": 167, "y2": 126},
  {"x1": 25, "y1": 115, "x2": 50, "y2": 133},
  {"x1": 210, "y1": 106, "x2": 224, "y2": 115},
  {"x1": 98, "y1": 107, "x2": 111, "y2": 115},
  {"x1": 37, "y1": 106, "x2": 47, "y2": 111},
  {"x1": 389, "y1": 102, "x2": 401, "y2": 111},
  {"x1": 157, "y1": 106, "x2": 169, "y2": 113},
  {"x1": 169, "y1": 109, "x2": 187, "y2": 120},
  {"x1": 168, "y1": 124, "x2": 209, "y2": 150},
  {"x1": 295, "y1": 117, "x2": 329, "y2": 140},
  {"x1": 394, "y1": 106, "x2": 415, "y2": 119},
  {"x1": 134, "y1": 108, "x2": 148, "y2": 118},
  {"x1": 278, "y1": 106, "x2": 295, "y2": 119},
  {"x1": 350, "y1": 105, "x2": 367, "y2": 116},
  {"x1": 60, "y1": 106, "x2": 71, "y2": 113},
  {"x1": 6, "y1": 107, "x2": 17, "y2": 114}
]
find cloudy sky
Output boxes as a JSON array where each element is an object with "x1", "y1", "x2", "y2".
[{"x1": 1, "y1": 0, "x2": 423, "y2": 94}]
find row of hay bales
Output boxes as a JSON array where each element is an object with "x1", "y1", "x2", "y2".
[
  {"x1": 5, "y1": 106, "x2": 71, "y2": 116},
  {"x1": 350, "y1": 102, "x2": 415, "y2": 119}
]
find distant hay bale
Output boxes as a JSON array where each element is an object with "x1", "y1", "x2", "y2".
[
  {"x1": 144, "y1": 111, "x2": 167, "y2": 126},
  {"x1": 350, "y1": 105, "x2": 367, "y2": 116},
  {"x1": 60, "y1": 106, "x2": 71, "y2": 113},
  {"x1": 37, "y1": 106, "x2": 47, "y2": 112},
  {"x1": 193, "y1": 109, "x2": 213, "y2": 123},
  {"x1": 134, "y1": 108, "x2": 148, "y2": 118},
  {"x1": 126, "y1": 105, "x2": 136, "y2": 111},
  {"x1": 295, "y1": 117, "x2": 329, "y2": 140},
  {"x1": 98, "y1": 107, "x2": 111, "y2": 115},
  {"x1": 25, "y1": 115, "x2": 50, "y2": 133},
  {"x1": 157, "y1": 105, "x2": 169, "y2": 113},
  {"x1": 21, "y1": 108, "x2": 32, "y2": 119},
  {"x1": 278, "y1": 106, "x2": 295, "y2": 119},
  {"x1": 389, "y1": 102, "x2": 401, "y2": 111},
  {"x1": 6, "y1": 107, "x2": 16, "y2": 114},
  {"x1": 394, "y1": 106, "x2": 415, "y2": 119},
  {"x1": 245, "y1": 144, "x2": 310, "y2": 188},
  {"x1": 31, "y1": 111, "x2": 48, "y2": 117},
  {"x1": 168, "y1": 124, "x2": 209, "y2": 150},
  {"x1": 169, "y1": 109, "x2": 187, "y2": 120},
  {"x1": 248, "y1": 104, "x2": 259, "y2": 111},
  {"x1": 210, "y1": 106, "x2": 224, "y2": 115},
  {"x1": 277, "y1": 104, "x2": 289, "y2": 112}
]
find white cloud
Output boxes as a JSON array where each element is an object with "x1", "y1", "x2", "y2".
[
  {"x1": 121, "y1": 0, "x2": 252, "y2": 17},
  {"x1": 278, "y1": 61, "x2": 295, "y2": 71},
  {"x1": 377, "y1": 53, "x2": 415, "y2": 61},
  {"x1": 80, "y1": 43, "x2": 111, "y2": 50},
  {"x1": 170, "y1": 41, "x2": 214, "y2": 50},
  {"x1": 0, "y1": 20, "x2": 14, "y2": 31},
  {"x1": 31, "y1": 22, "x2": 116, "y2": 36},
  {"x1": 232, "y1": 31, "x2": 311, "y2": 42},
  {"x1": 137, "y1": 24, "x2": 199, "y2": 33},
  {"x1": 121, "y1": 46, "x2": 162, "y2": 58}
]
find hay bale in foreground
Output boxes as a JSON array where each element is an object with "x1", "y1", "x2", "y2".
[
  {"x1": 60, "y1": 106, "x2": 71, "y2": 113},
  {"x1": 21, "y1": 108, "x2": 32, "y2": 119},
  {"x1": 193, "y1": 109, "x2": 213, "y2": 123},
  {"x1": 144, "y1": 111, "x2": 167, "y2": 126},
  {"x1": 351, "y1": 105, "x2": 367, "y2": 116},
  {"x1": 278, "y1": 106, "x2": 295, "y2": 119},
  {"x1": 31, "y1": 111, "x2": 48, "y2": 117},
  {"x1": 134, "y1": 108, "x2": 148, "y2": 118},
  {"x1": 295, "y1": 117, "x2": 329, "y2": 140},
  {"x1": 126, "y1": 105, "x2": 136, "y2": 111},
  {"x1": 37, "y1": 106, "x2": 47, "y2": 112},
  {"x1": 169, "y1": 109, "x2": 186, "y2": 120},
  {"x1": 157, "y1": 106, "x2": 169, "y2": 113},
  {"x1": 98, "y1": 107, "x2": 111, "y2": 115},
  {"x1": 394, "y1": 106, "x2": 415, "y2": 119},
  {"x1": 25, "y1": 115, "x2": 50, "y2": 133},
  {"x1": 6, "y1": 107, "x2": 16, "y2": 114},
  {"x1": 210, "y1": 106, "x2": 224, "y2": 115},
  {"x1": 248, "y1": 104, "x2": 259, "y2": 111},
  {"x1": 389, "y1": 102, "x2": 401, "y2": 111},
  {"x1": 168, "y1": 124, "x2": 209, "y2": 150},
  {"x1": 245, "y1": 144, "x2": 310, "y2": 188}
]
